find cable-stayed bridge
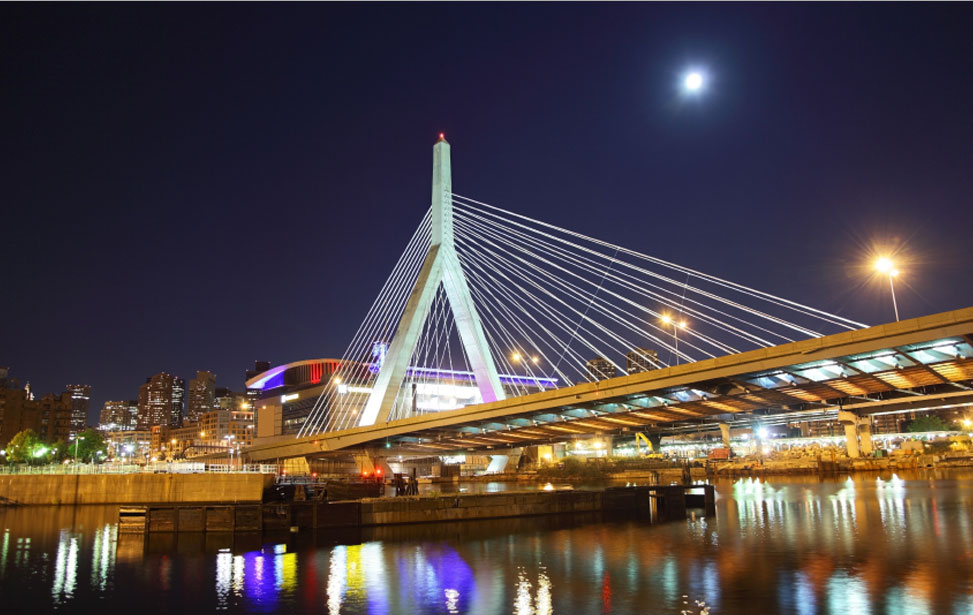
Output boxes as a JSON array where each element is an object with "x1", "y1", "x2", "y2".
[{"x1": 246, "y1": 137, "x2": 973, "y2": 463}]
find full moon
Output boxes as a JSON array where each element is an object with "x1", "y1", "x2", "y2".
[{"x1": 684, "y1": 72, "x2": 704, "y2": 92}]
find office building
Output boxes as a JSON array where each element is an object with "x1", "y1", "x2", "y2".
[
  {"x1": 586, "y1": 357, "x2": 616, "y2": 381},
  {"x1": 625, "y1": 349, "x2": 660, "y2": 374},
  {"x1": 99, "y1": 400, "x2": 138, "y2": 430},
  {"x1": 66, "y1": 384, "x2": 91, "y2": 435},
  {"x1": 187, "y1": 371, "x2": 216, "y2": 424},
  {"x1": 137, "y1": 372, "x2": 184, "y2": 430},
  {"x1": 245, "y1": 361, "x2": 271, "y2": 407}
]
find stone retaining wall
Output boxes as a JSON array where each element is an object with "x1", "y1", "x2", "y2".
[{"x1": 0, "y1": 473, "x2": 274, "y2": 505}]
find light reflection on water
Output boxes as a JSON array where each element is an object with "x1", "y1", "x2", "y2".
[{"x1": 2, "y1": 470, "x2": 973, "y2": 614}]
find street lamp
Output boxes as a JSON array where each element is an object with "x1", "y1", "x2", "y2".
[
  {"x1": 660, "y1": 314, "x2": 688, "y2": 365},
  {"x1": 224, "y1": 435, "x2": 235, "y2": 468},
  {"x1": 74, "y1": 435, "x2": 85, "y2": 463},
  {"x1": 874, "y1": 257, "x2": 900, "y2": 321}
]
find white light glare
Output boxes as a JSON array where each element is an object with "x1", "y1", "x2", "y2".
[
  {"x1": 875, "y1": 257, "x2": 895, "y2": 274},
  {"x1": 684, "y1": 71, "x2": 704, "y2": 92}
]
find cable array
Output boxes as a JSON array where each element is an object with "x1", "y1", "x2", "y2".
[{"x1": 298, "y1": 194, "x2": 865, "y2": 436}]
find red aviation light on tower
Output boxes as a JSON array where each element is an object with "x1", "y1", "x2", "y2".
[{"x1": 437, "y1": 132, "x2": 446, "y2": 142}]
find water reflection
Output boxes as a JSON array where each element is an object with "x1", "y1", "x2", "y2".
[{"x1": 2, "y1": 471, "x2": 973, "y2": 613}]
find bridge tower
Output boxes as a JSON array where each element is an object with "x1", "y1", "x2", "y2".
[{"x1": 357, "y1": 135, "x2": 505, "y2": 426}]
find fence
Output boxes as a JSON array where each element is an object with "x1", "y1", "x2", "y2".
[{"x1": 0, "y1": 462, "x2": 280, "y2": 476}]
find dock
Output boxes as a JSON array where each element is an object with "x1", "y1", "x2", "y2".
[{"x1": 119, "y1": 484, "x2": 715, "y2": 533}]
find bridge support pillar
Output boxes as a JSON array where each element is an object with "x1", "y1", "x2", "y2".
[
  {"x1": 859, "y1": 419, "x2": 874, "y2": 456},
  {"x1": 838, "y1": 411, "x2": 861, "y2": 458},
  {"x1": 718, "y1": 423, "x2": 731, "y2": 447},
  {"x1": 353, "y1": 451, "x2": 393, "y2": 477},
  {"x1": 486, "y1": 455, "x2": 509, "y2": 473}
]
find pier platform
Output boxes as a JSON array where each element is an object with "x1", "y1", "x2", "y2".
[{"x1": 119, "y1": 484, "x2": 715, "y2": 533}]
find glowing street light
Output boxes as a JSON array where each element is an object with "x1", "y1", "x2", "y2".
[
  {"x1": 660, "y1": 314, "x2": 689, "y2": 365},
  {"x1": 874, "y1": 257, "x2": 900, "y2": 321}
]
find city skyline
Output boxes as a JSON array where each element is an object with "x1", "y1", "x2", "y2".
[{"x1": 2, "y1": 4, "x2": 972, "y2": 420}]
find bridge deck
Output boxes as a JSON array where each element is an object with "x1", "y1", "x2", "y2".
[{"x1": 247, "y1": 307, "x2": 973, "y2": 461}]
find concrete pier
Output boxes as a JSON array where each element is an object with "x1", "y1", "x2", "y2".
[{"x1": 120, "y1": 484, "x2": 716, "y2": 533}]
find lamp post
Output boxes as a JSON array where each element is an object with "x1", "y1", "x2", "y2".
[
  {"x1": 874, "y1": 257, "x2": 900, "y2": 321},
  {"x1": 660, "y1": 314, "x2": 688, "y2": 365},
  {"x1": 74, "y1": 435, "x2": 85, "y2": 463},
  {"x1": 224, "y1": 435, "x2": 235, "y2": 469}
]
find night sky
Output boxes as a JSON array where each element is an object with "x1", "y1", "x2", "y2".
[{"x1": 2, "y1": 4, "x2": 972, "y2": 424}]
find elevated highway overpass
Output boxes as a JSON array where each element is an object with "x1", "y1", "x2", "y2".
[{"x1": 246, "y1": 307, "x2": 973, "y2": 462}]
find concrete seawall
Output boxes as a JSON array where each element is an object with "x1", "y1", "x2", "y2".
[
  {"x1": 0, "y1": 473, "x2": 275, "y2": 506},
  {"x1": 359, "y1": 490, "x2": 603, "y2": 526},
  {"x1": 121, "y1": 485, "x2": 715, "y2": 533}
]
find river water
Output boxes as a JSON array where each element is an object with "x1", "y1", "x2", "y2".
[{"x1": 2, "y1": 470, "x2": 972, "y2": 614}]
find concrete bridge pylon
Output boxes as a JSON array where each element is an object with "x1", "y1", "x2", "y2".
[{"x1": 357, "y1": 136, "x2": 505, "y2": 427}]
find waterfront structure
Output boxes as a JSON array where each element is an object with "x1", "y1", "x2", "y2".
[
  {"x1": 0, "y1": 388, "x2": 73, "y2": 448},
  {"x1": 187, "y1": 371, "x2": 216, "y2": 424},
  {"x1": 626, "y1": 349, "x2": 660, "y2": 374},
  {"x1": 586, "y1": 357, "x2": 616, "y2": 380},
  {"x1": 66, "y1": 383, "x2": 91, "y2": 435},
  {"x1": 137, "y1": 372, "x2": 184, "y2": 430}
]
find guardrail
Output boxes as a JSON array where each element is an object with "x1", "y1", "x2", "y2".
[{"x1": 0, "y1": 462, "x2": 281, "y2": 475}]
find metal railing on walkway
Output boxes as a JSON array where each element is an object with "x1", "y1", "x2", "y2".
[{"x1": 0, "y1": 462, "x2": 281, "y2": 475}]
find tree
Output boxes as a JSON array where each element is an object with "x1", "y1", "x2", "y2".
[
  {"x1": 906, "y1": 415, "x2": 951, "y2": 433},
  {"x1": 6, "y1": 429, "x2": 48, "y2": 464},
  {"x1": 73, "y1": 428, "x2": 108, "y2": 463},
  {"x1": 52, "y1": 440, "x2": 71, "y2": 463}
]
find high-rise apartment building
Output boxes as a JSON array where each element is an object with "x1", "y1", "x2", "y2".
[
  {"x1": 137, "y1": 373, "x2": 184, "y2": 429},
  {"x1": 66, "y1": 384, "x2": 91, "y2": 435},
  {"x1": 187, "y1": 371, "x2": 216, "y2": 424},
  {"x1": 625, "y1": 349, "x2": 660, "y2": 375},
  {"x1": 585, "y1": 357, "x2": 617, "y2": 381}
]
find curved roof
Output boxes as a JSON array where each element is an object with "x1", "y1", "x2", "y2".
[{"x1": 245, "y1": 359, "x2": 343, "y2": 390}]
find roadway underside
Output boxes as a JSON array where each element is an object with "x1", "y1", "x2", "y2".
[{"x1": 246, "y1": 307, "x2": 973, "y2": 462}]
